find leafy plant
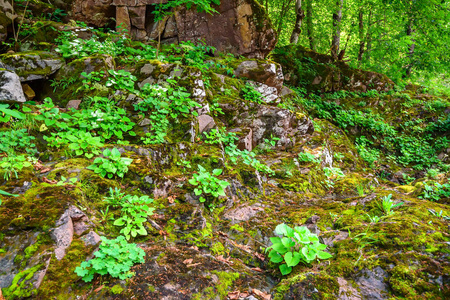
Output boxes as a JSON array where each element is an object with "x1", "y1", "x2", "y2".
[
  {"x1": 87, "y1": 148, "x2": 133, "y2": 179},
  {"x1": 103, "y1": 189, "x2": 155, "y2": 240},
  {"x1": 256, "y1": 134, "x2": 280, "y2": 153},
  {"x1": 241, "y1": 83, "x2": 263, "y2": 104},
  {"x1": 266, "y1": 223, "x2": 332, "y2": 275},
  {"x1": 45, "y1": 131, "x2": 104, "y2": 158},
  {"x1": 0, "y1": 129, "x2": 36, "y2": 155},
  {"x1": 0, "y1": 104, "x2": 25, "y2": 123},
  {"x1": 188, "y1": 165, "x2": 229, "y2": 203},
  {"x1": 298, "y1": 152, "x2": 320, "y2": 164},
  {"x1": 74, "y1": 236, "x2": 145, "y2": 282},
  {"x1": 0, "y1": 154, "x2": 32, "y2": 181},
  {"x1": 377, "y1": 194, "x2": 403, "y2": 216},
  {"x1": 56, "y1": 176, "x2": 78, "y2": 187},
  {"x1": 106, "y1": 70, "x2": 137, "y2": 93},
  {"x1": 420, "y1": 181, "x2": 450, "y2": 201}
]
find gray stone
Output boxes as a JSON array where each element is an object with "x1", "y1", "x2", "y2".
[
  {"x1": 223, "y1": 204, "x2": 263, "y2": 223},
  {"x1": 66, "y1": 100, "x2": 82, "y2": 110},
  {"x1": 354, "y1": 267, "x2": 390, "y2": 300},
  {"x1": 0, "y1": 70, "x2": 26, "y2": 103}
]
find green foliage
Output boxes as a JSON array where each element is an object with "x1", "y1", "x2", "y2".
[
  {"x1": 87, "y1": 148, "x2": 133, "y2": 179},
  {"x1": 377, "y1": 194, "x2": 403, "y2": 216},
  {"x1": 0, "y1": 129, "x2": 36, "y2": 155},
  {"x1": 106, "y1": 70, "x2": 137, "y2": 93},
  {"x1": 188, "y1": 165, "x2": 229, "y2": 203},
  {"x1": 256, "y1": 134, "x2": 280, "y2": 153},
  {"x1": 0, "y1": 154, "x2": 32, "y2": 181},
  {"x1": 241, "y1": 83, "x2": 263, "y2": 104},
  {"x1": 135, "y1": 82, "x2": 200, "y2": 145},
  {"x1": 165, "y1": 41, "x2": 217, "y2": 70},
  {"x1": 45, "y1": 131, "x2": 104, "y2": 158},
  {"x1": 104, "y1": 189, "x2": 155, "y2": 240},
  {"x1": 0, "y1": 104, "x2": 25, "y2": 123},
  {"x1": 266, "y1": 223, "x2": 332, "y2": 275},
  {"x1": 356, "y1": 136, "x2": 380, "y2": 168},
  {"x1": 203, "y1": 128, "x2": 274, "y2": 175},
  {"x1": 297, "y1": 152, "x2": 320, "y2": 164},
  {"x1": 420, "y1": 181, "x2": 450, "y2": 201},
  {"x1": 74, "y1": 236, "x2": 145, "y2": 282}
]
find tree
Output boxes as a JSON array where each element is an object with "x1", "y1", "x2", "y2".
[{"x1": 290, "y1": 0, "x2": 305, "y2": 44}]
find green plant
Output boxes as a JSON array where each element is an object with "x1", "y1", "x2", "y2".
[
  {"x1": 0, "y1": 154, "x2": 32, "y2": 181},
  {"x1": 106, "y1": 70, "x2": 137, "y2": 93},
  {"x1": 0, "y1": 129, "x2": 36, "y2": 155},
  {"x1": 420, "y1": 181, "x2": 450, "y2": 201},
  {"x1": 104, "y1": 190, "x2": 155, "y2": 240},
  {"x1": 56, "y1": 176, "x2": 78, "y2": 186},
  {"x1": 135, "y1": 83, "x2": 200, "y2": 144},
  {"x1": 426, "y1": 168, "x2": 440, "y2": 179},
  {"x1": 377, "y1": 194, "x2": 403, "y2": 216},
  {"x1": 87, "y1": 148, "x2": 133, "y2": 179},
  {"x1": 45, "y1": 131, "x2": 104, "y2": 159},
  {"x1": 266, "y1": 223, "x2": 332, "y2": 275},
  {"x1": 188, "y1": 165, "x2": 229, "y2": 203},
  {"x1": 257, "y1": 134, "x2": 280, "y2": 153},
  {"x1": 298, "y1": 152, "x2": 320, "y2": 164},
  {"x1": 356, "y1": 183, "x2": 366, "y2": 196},
  {"x1": 241, "y1": 83, "x2": 263, "y2": 104},
  {"x1": 356, "y1": 136, "x2": 380, "y2": 168},
  {"x1": 74, "y1": 236, "x2": 145, "y2": 282},
  {"x1": 365, "y1": 214, "x2": 381, "y2": 223},
  {"x1": 0, "y1": 104, "x2": 25, "y2": 123}
]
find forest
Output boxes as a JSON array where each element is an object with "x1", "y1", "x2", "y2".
[{"x1": 0, "y1": 0, "x2": 449, "y2": 299}]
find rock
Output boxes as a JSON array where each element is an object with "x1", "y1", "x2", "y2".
[
  {"x1": 50, "y1": 205, "x2": 93, "y2": 260},
  {"x1": 0, "y1": 51, "x2": 64, "y2": 82},
  {"x1": 0, "y1": 70, "x2": 26, "y2": 103},
  {"x1": 337, "y1": 277, "x2": 362, "y2": 300},
  {"x1": 198, "y1": 114, "x2": 216, "y2": 134},
  {"x1": 0, "y1": 0, "x2": 14, "y2": 43},
  {"x1": 235, "y1": 60, "x2": 284, "y2": 91},
  {"x1": 219, "y1": 100, "x2": 314, "y2": 149},
  {"x1": 223, "y1": 204, "x2": 264, "y2": 223},
  {"x1": 81, "y1": 231, "x2": 102, "y2": 246},
  {"x1": 71, "y1": 0, "x2": 116, "y2": 27},
  {"x1": 66, "y1": 99, "x2": 82, "y2": 110},
  {"x1": 354, "y1": 267, "x2": 390, "y2": 300},
  {"x1": 22, "y1": 84, "x2": 35, "y2": 100}
]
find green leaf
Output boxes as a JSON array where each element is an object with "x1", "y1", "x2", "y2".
[
  {"x1": 279, "y1": 264, "x2": 292, "y2": 275},
  {"x1": 317, "y1": 251, "x2": 332, "y2": 260}
]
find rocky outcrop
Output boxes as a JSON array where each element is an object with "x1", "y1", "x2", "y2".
[
  {"x1": 234, "y1": 60, "x2": 284, "y2": 92},
  {"x1": 0, "y1": 70, "x2": 26, "y2": 102},
  {"x1": 0, "y1": 51, "x2": 65, "y2": 82},
  {"x1": 273, "y1": 45, "x2": 395, "y2": 93},
  {"x1": 111, "y1": 0, "x2": 276, "y2": 58}
]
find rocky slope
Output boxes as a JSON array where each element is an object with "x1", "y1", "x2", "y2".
[{"x1": 0, "y1": 3, "x2": 449, "y2": 300}]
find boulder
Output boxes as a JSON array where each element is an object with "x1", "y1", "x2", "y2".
[
  {"x1": 0, "y1": 70, "x2": 26, "y2": 103},
  {"x1": 235, "y1": 60, "x2": 284, "y2": 91},
  {"x1": 0, "y1": 51, "x2": 65, "y2": 82}
]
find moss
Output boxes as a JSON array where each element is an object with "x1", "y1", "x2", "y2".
[
  {"x1": 110, "y1": 284, "x2": 124, "y2": 295},
  {"x1": 210, "y1": 242, "x2": 226, "y2": 256},
  {"x1": 37, "y1": 239, "x2": 94, "y2": 298},
  {"x1": 192, "y1": 271, "x2": 239, "y2": 300},
  {"x1": 3, "y1": 263, "x2": 43, "y2": 299}
]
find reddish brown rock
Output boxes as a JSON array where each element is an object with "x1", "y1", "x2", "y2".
[{"x1": 71, "y1": 0, "x2": 115, "y2": 27}]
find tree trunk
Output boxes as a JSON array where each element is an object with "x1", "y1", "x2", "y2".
[
  {"x1": 306, "y1": 0, "x2": 316, "y2": 51},
  {"x1": 365, "y1": 9, "x2": 373, "y2": 62},
  {"x1": 331, "y1": 0, "x2": 344, "y2": 59},
  {"x1": 290, "y1": 0, "x2": 305, "y2": 44},
  {"x1": 357, "y1": 8, "x2": 365, "y2": 61},
  {"x1": 405, "y1": 19, "x2": 415, "y2": 77}
]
